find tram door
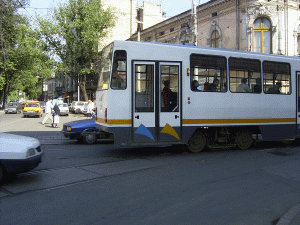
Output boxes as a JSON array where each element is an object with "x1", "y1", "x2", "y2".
[{"x1": 132, "y1": 61, "x2": 181, "y2": 143}]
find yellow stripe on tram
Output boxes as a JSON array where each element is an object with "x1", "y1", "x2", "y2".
[{"x1": 96, "y1": 118, "x2": 132, "y2": 125}]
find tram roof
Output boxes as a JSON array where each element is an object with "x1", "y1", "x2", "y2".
[{"x1": 113, "y1": 40, "x2": 300, "y2": 61}]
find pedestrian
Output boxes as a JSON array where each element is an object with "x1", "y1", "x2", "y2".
[
  {"x1": 86, "y1": 100, "x2": 94, "y2": 118},
  {"x1": 42, "y1": 99, "x2": 53, "y2": 125},
  {"x1": 52, "y1": 101, "x2": 60, "y2": 128}
]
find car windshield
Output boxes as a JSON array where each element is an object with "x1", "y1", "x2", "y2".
[
  {"x1": 59, "y1": 104, "x2": 68, "y2": 107},
  {"x1": 7, "y1": 103, "x2": 17, "y2": 107},
  {"x1": 26, "y1": 104, "x2": 39, "y2": 107},
  {"x1": 77, "y1": 103, "x2": 84, "y2": 106}
]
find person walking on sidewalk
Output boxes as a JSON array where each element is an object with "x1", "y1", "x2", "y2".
[
  {"x1": 42, "y1": 99, "x2": 53, "y2": 125},
  {"x1": 52, "y1": 101, "x2": 60, "y2": 128}
]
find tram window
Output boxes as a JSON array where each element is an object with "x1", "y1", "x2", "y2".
[
  {"x1": 111, "y1": 50, "x2": 127, "y2": 90},
  {"x1": 229, "y1": 57, "x2": 261, "y2": 93},
  {"x1": 98, "y1": 43, "x2": 113, "y2": 90},
  {"x1": 135, "y1": 64, "x2": 154, "y2": 112},
  {"x1": 161, "y1": 65, "x2": 179, "y2": 112},
  {"x1": 190, "y1": 54, "x2": 227, "y2": 92},
  {"x1": 263, "y1": 61, "x2": 291, "y2": 94}
]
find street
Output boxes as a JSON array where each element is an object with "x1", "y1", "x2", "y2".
[{"x1": 1, "y1": 112, "x2": 300, "y2": 225}]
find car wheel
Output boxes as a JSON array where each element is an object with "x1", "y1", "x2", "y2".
[{"x1": 82, "y1": 132, "x2": 97, "y2": 145}]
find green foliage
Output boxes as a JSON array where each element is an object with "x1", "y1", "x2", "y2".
[{"x1": 0, "y1": 0, "x2": 54, "y2": 100}]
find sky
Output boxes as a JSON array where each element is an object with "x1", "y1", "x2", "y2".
[{"x1": 17, "y1": 0, "x2": 208, "y2": 22}]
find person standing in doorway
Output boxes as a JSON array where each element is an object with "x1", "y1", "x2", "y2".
[{"x1": 42, "y1": 99, "x2": 53, "y2": 125}]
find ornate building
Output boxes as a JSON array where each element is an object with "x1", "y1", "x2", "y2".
[{"x1": 130, "y1": 0, "x2": 300, "y2": 57}]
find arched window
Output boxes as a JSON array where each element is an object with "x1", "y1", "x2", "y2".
[
  {"x1": 253, "y1": 18, "x2": 271, "y2": 54},
  {"x1": 211, "y1": 30, "x2": 219, "y2": 48}
]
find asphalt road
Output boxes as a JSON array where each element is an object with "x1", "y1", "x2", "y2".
[{"x1": 1, "y1": 111, "x2": 300, "y2": 225}]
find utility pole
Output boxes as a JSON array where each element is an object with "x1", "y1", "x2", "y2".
[{"x1": 191, "y1": 1, "x2": 198, "y2": 46}]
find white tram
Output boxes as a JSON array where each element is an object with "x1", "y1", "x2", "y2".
[{"x1": 95, "y1": 40, "x2": 300, "y2": 152}]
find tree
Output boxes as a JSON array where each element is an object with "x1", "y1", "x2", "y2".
[
  {"x1": 38, "y1": 0, "x2": 116, "y2": 101},
  {"x1": 0, "y1": 0, "x2": 53, "y2": 106}
]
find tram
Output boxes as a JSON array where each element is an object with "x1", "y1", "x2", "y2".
[{"x1": 95, "y1": 40, "x2": 300, "y2": 152}]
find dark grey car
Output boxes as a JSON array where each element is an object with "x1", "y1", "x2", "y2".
[{"x1": 4, "y1": 102, "x2": 22, "y2": 114}]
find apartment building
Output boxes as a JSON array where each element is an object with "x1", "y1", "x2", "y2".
[{"x1": 130, "y1": 0, "x2": 300, "y2": 57}]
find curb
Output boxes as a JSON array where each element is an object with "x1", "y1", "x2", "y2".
[{"x1": 277, "y1": 203, "x2": 300, "y2": 225}]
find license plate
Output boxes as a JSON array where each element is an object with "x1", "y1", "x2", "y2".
[{"x1": 28, "y1": 111, "x2": 34, "y2": 113}]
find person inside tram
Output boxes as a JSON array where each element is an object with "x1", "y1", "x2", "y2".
[
  {"x1": 162, "y1": 80, "x2": 173, "y2": 111},
  {"x1": 208, "y1": 78, "x2": 219, "y2": 92},
  {"x1": 191, "y1": 80, "x2": 200, "y2": 91},
  {"x1": 267, "y1": 82, "x2": 282, "y2": 94},
  {"x1": 236, "y1": 78, "x2": 251, "y2": 93}
]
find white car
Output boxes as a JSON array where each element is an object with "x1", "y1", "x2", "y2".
[
  {"x1": 70, "y1": 101, "x2": 88, "y2": 114},
  {"x1": 0, "y1": 133, "x2": 44, "y2": 183},
  {"x1": 59, "y1": 103, "x2": 69, "y2": 116}
]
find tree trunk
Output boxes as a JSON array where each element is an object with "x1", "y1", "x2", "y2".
[
  {"x1": 2, "y1": 81, "x2": 8, "y2": 109},
  {"x1": 79, "y1": 81, "x2": 88, "y2": 101}
]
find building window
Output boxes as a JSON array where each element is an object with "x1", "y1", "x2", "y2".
[
  {"x1": 144, "y1": 36, "x2": 151, "y2": 42},
  {"x1": 159, "y1": 31, "x2": 164, "y2": 36},
  {"x1": 212, "y1": 12, "x2": 217, "y2": 17},
  {"x1": 181, "y1": 23, "x2": 190, "y2": 29},
  {"x1": 211, "y1": 30, "x2": 219, "y2": 48},
  {"x1": 253, "y1": 18, "x2": 272, "y2": 54},
  {"x1": 170, "y1": 27, "x2": 174, "y2": 32}
]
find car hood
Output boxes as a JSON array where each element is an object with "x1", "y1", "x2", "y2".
[
  {"x1": 64, "y1": 119, "x2": 96, "y2": 128},
  {"x1": 0, "y1": 133, "x2": 40, "y2": 149}
]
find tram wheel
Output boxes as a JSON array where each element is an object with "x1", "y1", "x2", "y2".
[
  {"x1": 235, "y1": 130, "x2": 253, "y2": 150},
  {"x1": 187, "y1": 132, "x2": 206, "y2": 153}
]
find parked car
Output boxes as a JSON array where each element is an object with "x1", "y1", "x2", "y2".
[
  {"x1": 62, "y1": 119, "x2": 113, "y2": 144},
  {"x1": 23, "y1": 102, "x2": 43, "y2": 118},
  {"x1": 0, "y1": 133, "x2": 44, "y2": 183},
  {"x1": 59, "y1": 103, "x2": 69, "y2": 116},
  {"x1": 70, "y1": 101, "x2": 88, "y2": 114},
  {"x1": 5, "y1": 102, "x2": 22, "y2": 114}
]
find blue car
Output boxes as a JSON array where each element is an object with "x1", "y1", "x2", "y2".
[{"x1": 62, "y1": 118, "x2": 100, "y2": 144}]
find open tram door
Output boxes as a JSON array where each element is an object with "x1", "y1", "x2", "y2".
[{"x1": 132, "y1": 61, "x2": 182, "y2": 144}]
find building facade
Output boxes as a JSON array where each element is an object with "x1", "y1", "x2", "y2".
[
  {"x1": 130, "y1": 0, "x2": 300, "y2": 57},
  {"x1": 100, "y1": 0, "x2": 166, "y2": 48}
]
